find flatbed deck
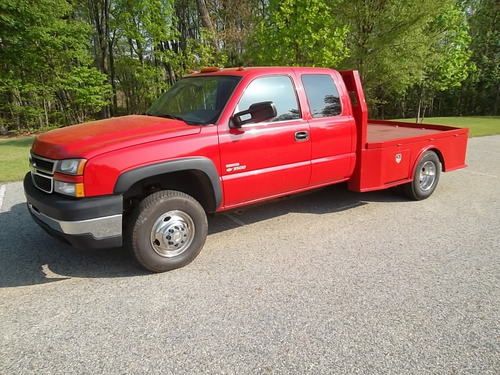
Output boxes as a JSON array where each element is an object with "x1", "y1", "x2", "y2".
[
  {"x1": 339, "y1": 70, "x2": 468, "y2": 193},
  {"x1": 368, "y1": 123, "x2": 441, "y2": 143},
  {"x1": 365, "y1": 120, "x2": 468, "y2": 149}
]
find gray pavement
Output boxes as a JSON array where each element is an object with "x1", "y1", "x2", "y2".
[{"x1": 0, "y1": 136, "x2": 499, "y2": 374}]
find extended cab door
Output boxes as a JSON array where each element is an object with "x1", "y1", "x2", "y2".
[
  {"x1": 218, "y1": 74, "x2": 311, "y2": 207},
  {"x1": 299, "y1": 72, "x2": 356, "y2": 185}
]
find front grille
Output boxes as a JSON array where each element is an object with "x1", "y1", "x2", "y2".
[
  {"x1": 31, "y1": 154, "x2": 55, "y2": 174},
  {"x1": 32, "y1": 173, "x2": 53, "y2": 193},
  {"x1": 30, "y1": 153, "x2": 55, "y2": 193}
]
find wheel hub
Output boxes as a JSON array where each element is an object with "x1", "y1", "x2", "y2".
[
  {"x1": 419, "y1": 161, "x2": 437, "y2": 191},
  {"x1": 150, "y1": 210, "x2": 195, "y2": 257}
]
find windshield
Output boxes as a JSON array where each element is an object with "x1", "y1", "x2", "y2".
[{"x1": 146, "y1": 76, "x2": 241, "y2": 125}]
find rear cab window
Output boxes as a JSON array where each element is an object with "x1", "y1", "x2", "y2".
[
  {"x1": 236, "y1": 75, "x2": 301, "y2": 122},
  {"x1": 301, "y1": 74, "x2": 342, "y2": 118}
]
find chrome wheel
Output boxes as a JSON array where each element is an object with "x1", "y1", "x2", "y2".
[
  {"x1": 419, "y1": 161, "x2": 437, "y2": 191},
  {"x1": 150, "y1": 210, "x2": 195, "y2": 258}
]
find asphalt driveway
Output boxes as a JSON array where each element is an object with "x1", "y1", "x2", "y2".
[{"x1": 0, "y1": 136, "x2": 499, "y2": 374}]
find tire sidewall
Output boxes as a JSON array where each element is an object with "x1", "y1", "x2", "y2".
[
  {"x1": 132, "y1": 193, "x2": 207, "y2": 272},
  {"x1": 412, "y1": 151, "x2": 441, "y2": 200}
]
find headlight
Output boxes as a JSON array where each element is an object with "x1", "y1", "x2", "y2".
[
  {"x1": 54, "y1": 181, "x2": 85, "y2": 197},
  {"x1": 56, "y1": 159, "x2": 86, "y2": 175}
]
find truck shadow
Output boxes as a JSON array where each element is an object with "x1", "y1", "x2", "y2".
[{"x1": 0, "y1": 184, "x2": 407, "y2": 288}]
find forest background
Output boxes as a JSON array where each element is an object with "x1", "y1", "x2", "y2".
[{"x1": 0, "y1": 0, "x2": 498, "y2": 133}]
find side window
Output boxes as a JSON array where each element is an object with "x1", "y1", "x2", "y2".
[
  {"x1": 236, "y1": 76, "x2": 300, "y2": 122},
  {"x1": 301, "y1": 74, "x2": 342, "y2": 117}
]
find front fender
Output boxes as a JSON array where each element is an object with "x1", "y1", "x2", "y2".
[{"x1": 114, "y1": 157, "x2": 222, "y2": 208}]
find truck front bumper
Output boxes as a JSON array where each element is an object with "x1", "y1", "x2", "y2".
[{"x1": 23, "y1": 173, "x2": 123, "y2": 249}]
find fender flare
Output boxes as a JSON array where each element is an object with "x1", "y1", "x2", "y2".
[
  {"x1": 410, "y1": 146, "x2": 445, "y2": 179},
  {"x1": 114, "y1": 157, "x2": 222, "y2": 209}
]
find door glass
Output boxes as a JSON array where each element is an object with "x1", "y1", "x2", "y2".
[
  {"x1": 236, "y1": 76, "x2": 301, "y2": 122},
  {"x1": 301, "y1": 74, "x2": 342, "y2": 118}
]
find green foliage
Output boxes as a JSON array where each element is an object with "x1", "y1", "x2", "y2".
[
  {"x1": 423, "y1": 4, "x2": 474, "y2": 92},
  {"x1": 56, "y1": 67, "x2": 112, "y2": 123},
  {"x1": 0, "y1": 0, "x2": 111, "y2": 130},
  {"x1": 452, "y1": 0, "x2": 499, "y2": 115},
  {"x1": 248, "y1": 0, "x2": 349, "y2": 66},
  {"x1": 338, "y1": 0, "x2": 449, "y2": 102},
  {"x1": 115, "y1": 57, "x2": 169, "y2": 113},
  {"x1": 0, "y1": 0, "x2": 497, "y2": 132},
  {"x1": 183, "y1": 28, "x2": 228, "y2": 70},
  {"x1": 410, "y1": 2, "x2": 474, "y2": 120}
]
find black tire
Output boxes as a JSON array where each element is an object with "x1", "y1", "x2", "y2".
[
  {"x1": 126, "y1": 190, "x2": 208, "y2": 272},
  {"x1": 402, "y1": 151, "x2": 441, "y2": 200}
]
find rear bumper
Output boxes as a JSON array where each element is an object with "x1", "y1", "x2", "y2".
[{"x1": 23, "y1": 173, "x2": 123, "y2": 249}]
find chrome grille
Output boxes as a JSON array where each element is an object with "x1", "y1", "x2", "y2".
[
  {"x1": 30, "y1": 154, "x2": 55, "y2": 193},
  {"x1": 31, "y1": 154, "x2": 55, "y2": 174}
]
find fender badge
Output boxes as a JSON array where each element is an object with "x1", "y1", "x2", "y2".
[
  {"x1": 226, "y1": 163, "x2": 247, "y2": 172},
  {"x1": 395, "y1": 153, "x2": 402, "y2": 164}
]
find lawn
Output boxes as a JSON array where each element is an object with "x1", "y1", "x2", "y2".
[
  {"x1": 395, "y1": 116, "x2": 500, "y2": 137},
  {"x1": 0, "y1": 137, "x2": 33, "y2": 183},
  {"x1": 0, "y1": 116, "x2": 499, "y2": 183}
]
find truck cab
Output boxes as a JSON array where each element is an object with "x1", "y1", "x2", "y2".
[{"x1": 24, "y1": 67, "x2": 468, "y2": 272}]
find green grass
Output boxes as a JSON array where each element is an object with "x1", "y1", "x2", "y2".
[
  {"x1": 0, "y1": 137, "x2": 33, "y2": 183},
  {"x1": 0, "y1": 116, "x2": 498, "y2": 183},
  {"x1": 394, "y1": 116, "x2": 500, "y2": 137}
]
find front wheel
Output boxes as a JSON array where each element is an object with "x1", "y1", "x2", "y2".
[
  {"x1": 126, "y1": 190, "x2": 208, "y2": 272},
  {"x1": 402, "y1": 151, "x2": 441, "y2": 200}
]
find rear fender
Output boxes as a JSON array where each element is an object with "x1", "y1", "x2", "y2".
[{"x1": 410, "y1": 146, "x2": 445, "y2": 180}]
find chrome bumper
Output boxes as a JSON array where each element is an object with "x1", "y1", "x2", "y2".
[{"x1": 28, "y1": 203, "x2": 122, "y2": 239}]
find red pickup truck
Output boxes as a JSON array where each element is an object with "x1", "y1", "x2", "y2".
[{"x1": 24, "y1": 67, "x2": 468, "y2": 272}]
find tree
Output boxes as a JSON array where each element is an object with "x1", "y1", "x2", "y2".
[
  {"x1": 0, "y1": 0, "x2": 111, "y2": 130},
  {"x1": 84, "y1": 0, "x2": 115, "y2": 116},
  {"x1": 111, "y1": 0, "x2": 179, "y2": 113},
  {"x1": 0, "y1": 0, "x2": 491, "y2": 132},
  {"x1": 414, "y1": 3, "x2": 474, "y2": 121},
  {"x1": 337, "y1": 0, "x2": 457, "y2": 116},
  {"x1": 456, "y1": 0, "x2": 499, "y2": 115},
  {"x1": 247, "y1": 0, "x2": 349, "y2": 66}
]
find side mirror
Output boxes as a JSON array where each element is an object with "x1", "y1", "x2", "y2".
[{"x1": 230, "y1": 101, "x2": 277, "y2": 128}]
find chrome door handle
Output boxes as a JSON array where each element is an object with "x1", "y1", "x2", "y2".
[{"x1": 295, "y1": 131, "x2": 309, "y2": 142}]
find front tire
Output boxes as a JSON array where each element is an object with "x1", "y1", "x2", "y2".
[
  {"x1": 126, "y1": 190, "x2": 208, "y2": 272},
  {"x1": 402, "y1": 151, "x2": 441, "y2": 200}
]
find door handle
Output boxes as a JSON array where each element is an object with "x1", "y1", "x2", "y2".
[{"x1": 295, "y1": 131, "x2": 309, "y2": 142}]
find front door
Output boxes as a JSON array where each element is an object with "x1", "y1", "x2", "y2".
[{"x1": 218, "y1": 74, "x2": 311, "y2": 207}]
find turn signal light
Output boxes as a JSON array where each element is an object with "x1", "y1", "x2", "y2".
[{"x1": 54, "y1": 181, "x2": 85, "y2": 197}]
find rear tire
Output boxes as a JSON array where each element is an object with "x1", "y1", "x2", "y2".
[
  {"x1": 126, "y1": 190, "x2": 208, "y2": 272},
  {"x1": 402, "y1": 151, "x2": 441, "y2": 200}
]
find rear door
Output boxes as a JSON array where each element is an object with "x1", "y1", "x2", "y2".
[
  {"x1": 218, "y1": 74, "x2": 311, "y2": 207},
  {"x1": 300, "y1": 73, "x2": 356, "y2": 186}
]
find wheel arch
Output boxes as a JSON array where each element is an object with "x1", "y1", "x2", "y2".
[
  {"x1": 114, "y1": 157, "x2": 222, "y2": 213},
  {"x1": 410, "y1": 146, "x2": 445, "y2": 180}
]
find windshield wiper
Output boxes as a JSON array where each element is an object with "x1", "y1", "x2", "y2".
[
  {"x1": 144, "y1": 113, "x2": 204, "y2": 125},
  {"x1": 145, "y1": 113, "x2": 184, "y2": 121}
]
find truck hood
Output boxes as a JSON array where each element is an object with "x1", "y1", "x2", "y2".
[{"x1": 32, "y1": 115, "x2": 201, "y2": 159}]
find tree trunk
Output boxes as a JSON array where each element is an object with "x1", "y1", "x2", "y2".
[
  {"x1": 416, "y1": 85, "x2": 425, "y2": 123},
  {"x1": 197, "y1": 0, "x2": 214, "y2": 31},
  {"x1": 88, "y1": 0, "x2": 111, "y2": 118},
  {"x1": 109, "y1": 32, "x2": 117, "y2": 115},
  {"x1": 196, "y1": 0, "x2": 219, "y2": 50}
]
